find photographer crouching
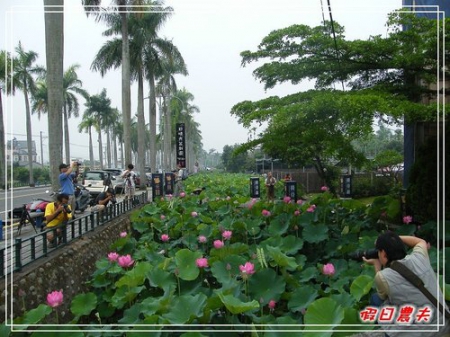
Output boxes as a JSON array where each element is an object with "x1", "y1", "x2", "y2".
[
  {"x1": 91, "y1": 188, "x2": 116, "y2": 213},
  {"x1": 362, "y1": 232, "x2": 449, "y2": 336},
  {"x1": 44, "y1": 193, "x2": 72, "y2": 248}
]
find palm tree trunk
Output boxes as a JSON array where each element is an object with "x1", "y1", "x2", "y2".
[
  {"x1": 24, "y1": 87, "x2": 35, "y2": 186},
  {"x1": 119, "y1": 8, "x2": 132, "y2": 166},
  {"x1": 88, "y1": 126, "x2": 94, "y2": 169},
  {"x1": 0, "y1": 89, "x2": 6, "y2": 189},
  {"x1": 113, "y1": 132, "x2": 118, "y2": 168},
  {"x1": 63, "y1": 104, "x2": 70, "y2": 164},
  {"x1": 106, "y1": 126, "x2": 111, "y2": 168},
  {"x1": 148, "y1": 74, "x2": 157, "y2": 174},
  {"x1": 98, "y1": 128, "x2": 103, "y2": 170},
  {"x1": 163, "y1": 97, "x2": 171, "y2": 172},
  {"x1": 137, "y1": 69, "x2": 147, "y2": 187},
  {"x1": 44, "y1": 0, "x2": 64, "y2": 192}
]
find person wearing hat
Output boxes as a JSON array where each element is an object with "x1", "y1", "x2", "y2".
[{"x1": 59, "y1": 162, "x2": 77, "y2": 213}]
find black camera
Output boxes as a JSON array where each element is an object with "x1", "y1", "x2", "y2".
[
  {"x1": 349, "y1": 248, "x2": 378, "y2": 261},
  {"x1": 62, "y1": 204, "x2": 72, "y2": 214},
  {"x1": 111, "y1": 196, "x2": 117, "y2": 204}
]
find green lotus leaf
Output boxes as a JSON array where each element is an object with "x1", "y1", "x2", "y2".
[
  {"x1": 280, "y1": 235, "x2": 304, "y2": 254},
  {"x1": 180, "y1": 333, "x2": 208, "y2": 337},
  {"x1": 119, "y1": 303, "x2": 144, "y2": 324},
  {"x1": 141, "y1": 296, "x2": 166, "y2": 317},
  {"x1": 132, "y1": 221, "x2": 150, "y2": 233},
  {"x1": 210, "y1": 260, "x2": 242, "y2": 290},
  {"x1": 116, "y1": 261, "x2": 152, "y2": 288},
  {"x1": 175, "y1": 249, "x2": 203, "y2": 281},
  {"x1": 216, "y1": 205, "x2": 231, "y2": 216},
  {"x1": 302, "y1": 223, "x2": 329, "y2": 243},
  {"x1": 217, "y1": 293, "x2": 260, "y2": 315},
  {"x1": 350, "y1": 275, "x2": 373, "y2": 301},
  {"x1": 19, "y1": 304, "x2": 52, "y2": 326},
  {"x1": 268, "y1": 214, "x2": 290, "y2": 236},
  {"x1": 248, "y1": 268, "x2": 286, "y2": 304},
  {"x1": 334, "y1": 307, "x2": 374, "y2": 336},
  {"x1": 70, "y1": 292, "x2": 97, "y2": 318},
  {"x1": 288, "y1": 285, "x2": 318, "y2": 312},
  {"x1": 298, "y1": 212, "x2": 315, "y2": 227},
  {"x1": 330, "y1": 292, "x2": 355, "y2": 309},
  {"x1": 127, "y1": 326, "x2": 163, "y2": 337},
  {"x1": 0, "y1": 323, "x2": 11, "y2": 337},
  {"x1": 162, "y1": 293, "x2": 208, "y2": 324},
  {"x1": 266, "y1": 246, "x2": 298, "y2": 270},
  {"x1": 111, "y1": 285, "x2": 145, "y2": 309},
  {"x1": 304, "y1": 298, "x2": 345, "y2": 336},
  {"x1": 298, "y1": 266, "x2": 318, "y2": 282},
  {"x1": 264, "y1": 316, "x2": 304, "y2": 336}
]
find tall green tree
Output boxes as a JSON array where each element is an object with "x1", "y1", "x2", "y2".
[
  {"x1": 84, "y1": 89, "x2": 114, "y2": 169},
  {"x1": 78, "y1": 113, "x2": 97, "y2": 169},
  {"x1": 83, "y1": 0, "x2": 148, "y2": 169},
  {"x1": 44, "y1": 0, "x2": 64, "y2": 192},
  {"x1": 232, "y1": 12, "x2": 447, "y2": 194},
  {"x1": 12, "y1": 42, "x2": 45, "y2": 186}
]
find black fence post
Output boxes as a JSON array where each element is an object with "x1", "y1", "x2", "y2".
[{"x1": 14, "y1": 238, "x2": 22, "y2": 271}]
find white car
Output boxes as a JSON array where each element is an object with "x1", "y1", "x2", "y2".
[{"x1": 82, "y1": 170, "x2": 112, "y2": 197}]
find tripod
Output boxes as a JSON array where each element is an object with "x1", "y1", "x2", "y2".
[{"x1": 17, "y1": 204, "x2": 38, "y2": 235}]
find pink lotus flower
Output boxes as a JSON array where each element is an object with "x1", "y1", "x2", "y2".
[
  {"x1": 262, "y1": 209, "x2": 271, "y2": 217},
  {"x1": 191, "y1": 211, "x2": 198, "y2": 217},
  {"x1": 297, "y1": 199, "x2": 303, "y2": 205},
  {"x1": 107, "y1": 252, "x2": 119, "y2": 262},
  {"x1": 213, "y1": 240, "x2": 224, "y2": 249},
  {"x1": 160, "y1": 215, "x2": 166, "y2": 220},
  {"x1": 322, "y1": 263, "x2": 335, "y2": 276},
  {"x1": 283, "y1": 196, "x2": 291, "y2": 203},
  {"x1": 294, "y1": 210, "x2": 300, "y2": 216},
  {"x1": 46, "y1": 290, "x2": 63, "y2": 308},
  {"x1": 403, "y1": 215, "x2": 413, "y2": 224},
  {"x1": 268, "y1": 300, "x2": 276, "y2": 310},
  {"x1": 180, "y1": 192, "x2": 186, "y2": 198},
  {"x1": 118, "y1": 254, "x2": 135, "y2": 268},
  {"x1": 198, "y1": 235, "x2": 207, "y2": 243},
  {"x1": 306, "y1": 206, "x2": 315, "y2": 213},
  {"x1": 321, "y1": 186, "x2": 329, "y2": 192},
  {"x1": 239, "y1": 262, "x2": 255, "y2": 276},
  {"x1": 161, "y1": 234, "x2": 170, "y2": 242},
  {"x1": 120, "y1": 231, "x2": 127, "y2": 238},
  {"x1": 222, "y1": 230, "x2": 232, "y2": 240},
  {"x1": 196, "y1": 257, "x2": 209, "y2": 268}
]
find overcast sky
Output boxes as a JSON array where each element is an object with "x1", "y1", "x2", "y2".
[{"x1": 1, "y1": 0, "x2": 402, "y2": 164}]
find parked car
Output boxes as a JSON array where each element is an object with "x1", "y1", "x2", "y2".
[
  {"x1": 102, "y1": 168, "x2": 124, "y2": 192},
  {"x1": 114, "y1": 170, "x2": 141, "y2": 194},
  {"x1": 82, "y1": 170, "x2": 112, "y2": 197}
]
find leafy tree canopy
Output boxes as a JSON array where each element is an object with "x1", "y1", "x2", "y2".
[{"x1": 231, "y1": 11, "x2": 448, "y2": 192}]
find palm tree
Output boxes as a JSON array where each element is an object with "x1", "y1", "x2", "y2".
[
  {"x1": 12, "y1": 42, "x2": 45, "y2": 186},
  {"x1": 91, "y1": 5, "x2": 175, "y2": 184},
  {"x1": 83, "y1": 0, "x2": 147, "y2": 169},
  {"x1": 84, "y1": 89, "x2": 114, "y2": 169},
  {"x1": 43, "y1": 0, "x2": 64, "y2": 191},
  {"x1": 0, "y1": 51, "x2": 11, "y2": 189},
  {"x1": 156, "y1": 56, "x2": 188, "y2": 171},
  {"x1": 78, "y1": 113, "x2": 97, "y2": 169},
  {"x1": 62, "y1": 64, "x2": 90, "y2": 163}
]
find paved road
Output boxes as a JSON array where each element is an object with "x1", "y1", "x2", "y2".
[{"x1": 0, "y1": 186, "x2": 54, "y2": 222}]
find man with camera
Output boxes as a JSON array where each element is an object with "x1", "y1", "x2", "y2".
[
  {"x1": 363, "y1": 232, "x2": 449, "y2": 336},
  {"x1": 59, "y1": 162, "x2": 77, "y2": 213},
  {"x1": 91, "y1": 188, "x2": 116, "y2": 213},
  {"x1": 121, "y1": 164, "x2": 137, "y2": 201},
  {"x1": 44, "y1": 193, "x2": 72, "y2": 248}
]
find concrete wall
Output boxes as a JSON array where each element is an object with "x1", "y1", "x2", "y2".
[{"x1": 0, "y1": 213, "x2": 132, "y2": 324}]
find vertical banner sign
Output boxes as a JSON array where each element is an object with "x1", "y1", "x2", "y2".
[
  {"x1": 341, "y1": 175, "x2": 352, "y2": 198},
  {"x1": 285, "y1": 181, "x2": 297, "y2": 201},
  {"x1": 250, "y1": 177, "x2": 260, "y2": 198},
  {"x1": 164, "y1": 173, "x2": 175, "y2": 195},
  {"x1": 176, "y1": 123, "x2": 186, "y2": 168},
  {"x1": 152, "y1": 173, "x2": 164, "y2": 201}
]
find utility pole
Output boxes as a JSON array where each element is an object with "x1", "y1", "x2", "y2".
[{"x1": 40, "y1": 131, "x2": 44, "y2": 166}]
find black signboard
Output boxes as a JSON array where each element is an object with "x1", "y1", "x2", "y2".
[
  {"x1": 250, "y1": 177, "x2": 260, "y2": 198},
  {"x1": 165, "y1": 173, "x2": 175, "y2": 195},
  {"x1": 176, "y1": 123, "x2": 186, "y2": 168},
  {"x1": 341, "y1": 175, "x2": 352, "y2": 198},
  {"x1": 285, "y1": 181, "x2": 297, "y2": 201},
  {"x1": 152, "y1": 173, "x2": 164, "y2": 201}
]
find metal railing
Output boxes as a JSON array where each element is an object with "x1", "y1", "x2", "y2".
[{"x1": 0, "y1": 192, "x2": 147, "y2": 278}]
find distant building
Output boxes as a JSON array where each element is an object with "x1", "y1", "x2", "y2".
[{"x1": 6, "y1": 137, "x2": 38, "y2": 166}]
